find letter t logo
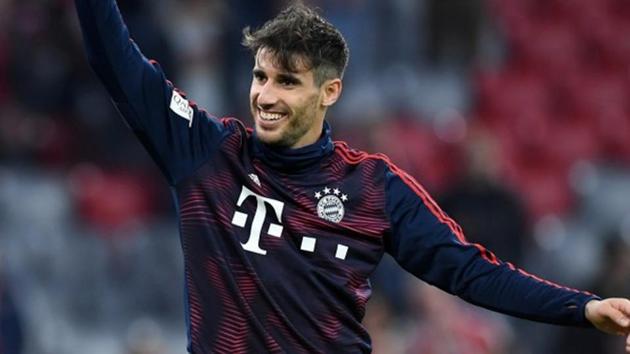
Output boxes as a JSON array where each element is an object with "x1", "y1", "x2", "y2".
[{"x1": 231, "y1": 186, "x2": 284, "y2": 255}]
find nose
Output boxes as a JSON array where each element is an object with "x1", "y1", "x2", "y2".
[{"x1": 256, "y1": 81, "x2": 278, "y2": 110}]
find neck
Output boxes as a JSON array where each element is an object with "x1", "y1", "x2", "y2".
[
  {"x1": 290, "y1": 120, "x2": 325, "y2": 149},
  {"x1": 252, "y1": 121, "x2": 335, "y2": 172}
]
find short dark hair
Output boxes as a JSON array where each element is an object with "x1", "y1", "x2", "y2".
[{"x1": 242, "y1": 2, "x2": 349, "y2": 86}]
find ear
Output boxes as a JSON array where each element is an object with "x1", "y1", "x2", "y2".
[{"x1": 321, "y1": 78, "x2": 343, "y2": 107}]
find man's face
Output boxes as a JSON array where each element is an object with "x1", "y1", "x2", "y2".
[{"x1": 249, "y1": 49, "x2": 325, "y2": 148}]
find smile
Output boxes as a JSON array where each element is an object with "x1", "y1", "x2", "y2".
[{"x1": 259, "y1": 110, "x2": 287, "y2": 122}]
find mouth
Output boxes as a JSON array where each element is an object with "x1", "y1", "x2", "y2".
[{"x1": 257, "y1": 109, "x2": 288, "y2": 128}]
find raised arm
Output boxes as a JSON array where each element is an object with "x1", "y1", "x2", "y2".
[
  {"x1": 75, "y1": 0, "x2": 150, "y2": 104},
  {"x1": 75, "y1": 0, "x2": 230, "y2": 185}
]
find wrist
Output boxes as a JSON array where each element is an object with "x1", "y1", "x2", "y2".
[{"x1": 585, "y1": 299, "x2": 601, "y2": 323}]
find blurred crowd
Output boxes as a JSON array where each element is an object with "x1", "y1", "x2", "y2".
[{"x1": 1, "y1": 0, "x2": 630, "y2": 353}]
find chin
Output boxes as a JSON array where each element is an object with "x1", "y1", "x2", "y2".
[{"x1": 255, "y1": 128, "x2": 285, "y2": 146}]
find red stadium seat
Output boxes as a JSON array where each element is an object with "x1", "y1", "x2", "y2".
[
  {"x1": 592, "y1": 105, "x2": 630, "y2": 162},
  {"x1": 609, "y1": 0, "x2": 630, "y2": 19},
  {"x1": 563, "y1": 72, "x2": 628, "y2": 120},
  {"x1": 510, "y1": 163, "x2": 573, "y2": 219},
  {"x1": 370, "y1": 116, "x2": 462, "y2": 193},
  {"x1": 476, "y1": 69, "x2": 551, "y2": 123},
  {"x1": 478, "y1": 0, "x2": 630, "y2": 217},
  {"x1": 511, "y1": 22, "x2": 584, "y2": 81},
  {"x1": 551, "y1": 0, "x2": 608, "y2": 22},
  {"x1": 596, "y1": 22, "x2": 630, "y2": 71},
  {"x1": 546, "y1": 118, "x2": 600, "y2": 167},
  {"x1": 69, "y1": 166, "x2": 158, "y2": 233}
]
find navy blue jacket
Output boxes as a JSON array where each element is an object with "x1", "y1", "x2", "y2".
[{"x1": 75, "y1": 0, "x2": 598, "y2": 352}]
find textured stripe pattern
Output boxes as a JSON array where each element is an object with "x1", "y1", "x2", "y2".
[{"x1": 174, "y1": 120, "x2": 390, "y2": 353}]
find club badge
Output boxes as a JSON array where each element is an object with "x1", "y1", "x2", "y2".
[{"x1": 314, "y1": 187, "x2": 348, "y2": 223}]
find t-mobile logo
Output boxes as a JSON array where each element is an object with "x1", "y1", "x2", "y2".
[{"x1": 231, "y1": 185, "x2": 284, "y2": 255}]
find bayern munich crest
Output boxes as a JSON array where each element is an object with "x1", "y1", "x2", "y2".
[{"x1": 314, "y1": 187, "x2": 348, "y2": 223}]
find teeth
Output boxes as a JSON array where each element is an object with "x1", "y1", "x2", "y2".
[{"x1": 260, "y1": 111, "x2": 284, "y2": 121}]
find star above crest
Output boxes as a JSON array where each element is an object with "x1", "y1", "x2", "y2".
[{"x1": 313, "y1": 187, "x2": 349, "y2": 203}]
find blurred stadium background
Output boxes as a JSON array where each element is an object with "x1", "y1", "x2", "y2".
[{"x1": 1, "y1": 0, "x2": 630, "y2": 353}]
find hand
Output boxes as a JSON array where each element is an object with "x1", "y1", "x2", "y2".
[{"x1": 585, "y1": 298, "x2": 630, "y2": 353}]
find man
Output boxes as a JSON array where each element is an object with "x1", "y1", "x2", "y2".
[{"x1": 75, "y1": 0, "x2": 630, "y2": 353}]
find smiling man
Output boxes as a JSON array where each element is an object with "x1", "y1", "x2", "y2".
[
  {"x1": 244, "y1": 10, "x2": 346, "y2": 149},
  {"x1": 249, "y1": 48, "x2": 341, "y2": 148},
  {"x1": 74, "y1": 0, "x2": 630, "y2": 353}
]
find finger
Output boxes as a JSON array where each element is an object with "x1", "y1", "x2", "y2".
[
  {"x1": 609, "y1": 306, "x2": 630, "y2": 328},
  {"x1": 620, "y1": 311, "x2": 630, "y2": 329},
  {"x1": 609, "y1": 312, "x2": 628, "y2": 329},
  {"x1": 626, "y1": 334, "x2": 630, "y2": 353},
  {"x1": 619, "y1": 315, "x2": 630, "y2": 328},
  {"x1": 617, "y1": 298, "x2": 630, "y2": 318}
]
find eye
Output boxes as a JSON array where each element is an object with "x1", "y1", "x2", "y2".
[
  {"x1": 253, "y1": 71, "x2": 267, "y2": 83},
  {"x1": 279, "y1": 79, "x2": 295, "y2": 86},
  {"x1": 278, "y1": 77, "x2": 299, "y2": 87}
]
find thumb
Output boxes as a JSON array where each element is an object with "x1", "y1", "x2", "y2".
[
  {"x1": 606, "y1": 306, "x2": 630, "y2": 329},
  {"x1": 613, "y1": 299, "x2": 630, "y2": 328},
  {"x1": 614, "y1": 310, "x2": 630, "y2": 328}
]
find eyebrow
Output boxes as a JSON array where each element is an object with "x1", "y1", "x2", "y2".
[
  {"x1": 253, "y1": 68, "x2": 302, "y2": 84},
  {"x1": 277, "y1": 73, "x2": 301, "y2": 84}
]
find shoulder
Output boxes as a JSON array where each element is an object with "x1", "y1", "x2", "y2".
[
  {"x1": 218, "y1": 116, "x2": 247, "y2": 132},
  {"x1": 333, "y1": 141, "x2": 434, "y2": 202},
  {"x1": 213, "y1": 116, "x2": 250, "y2": 143},
  {"x1": 333, "y1": 140, "x2": 396, "y2": 171}
]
